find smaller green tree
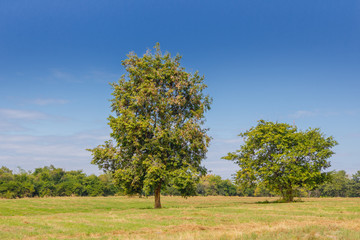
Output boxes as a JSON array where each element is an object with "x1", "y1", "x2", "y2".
[{"x1": 223, "y1": 120, "x2": 338, "y2": 202}]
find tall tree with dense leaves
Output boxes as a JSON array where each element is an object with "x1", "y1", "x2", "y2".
[
  {"x1": 88, "y1": 44, "x2": 211, "y2": 208},
  {"x1": 223, "y1": 120, "x2": 337, "y2": 202}
]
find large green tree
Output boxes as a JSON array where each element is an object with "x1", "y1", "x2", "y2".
[
  {"x1": 88, "y1": 44, "x2": 211, "y2": 208},
  {"x1": 223, "y1": 120, "x2": 337, "y2": 202}
]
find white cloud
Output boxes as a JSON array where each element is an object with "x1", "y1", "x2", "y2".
[
  {"x1": 46, "y1": 69, "x2": 120, "y2": 84},
  {"x1": 0, "y1": 131, "x2": 109, "y2": 174},
  {"x1": 84, "y1": 71, "x2": 120, "y2": 83},
  {"x1": 51, "y1": 69, "x2": 81, "y2": 83},
  {"x1": 30, "y1": 98, "x2": 69, "y2": 106},
  {"x1": 289, "y1": 109, "x2": 353, "y2": 119},
  {"x1": 0, "y1": 120, "x2": 27, "y2": 132},
  {"x1": 290, "y1": 110, "x2": 318, "y2": 119},
  {"x1": 0, "y1": 129, "x2": 240, "y2": 178},
  {"x1": 0, "y1": 108, "x2": 47, "y2": 120},
  {"x1": 203, "y1": 136, "x2": 245, "y2": 179}
]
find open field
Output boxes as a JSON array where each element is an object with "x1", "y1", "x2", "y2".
[{"x1": 0, "y1": 196, "x2": 359, "y2": 240}]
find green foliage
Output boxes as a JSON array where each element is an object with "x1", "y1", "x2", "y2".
[
  {"x1": 0, "y1": 167, "x2": 35, "y2": 198},
  {"x1": 253, "y1": 183, "x2": 275, "y2": 197},
  {"x1": 312, "y1": 170, "x2": 359, "y2": 197},
  {"x1": 318, "y1": 170, "x2": 349, "y2": 197},
  {"x1": 196, "y1": 174, "x2": 238, "y2": 196},
  {"x1": 1, "y1": 166, "x2": 360, "y2": 199},
  {"x1": 349, "y1": 171, "x2": 360, "y2": 197},
  {"x1": 223, "y1": 120, "x2": 338, "y2": 202},
  {"x1": 88, "y1": 44, "x2": 211, "y2": 207},
  {"x1": 0, "y1": 166, "x2": 121, "y2": 199}
]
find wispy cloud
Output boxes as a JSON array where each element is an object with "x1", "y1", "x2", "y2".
[
  {"x1": 84, "y1": 71, "x2": 120, "y2": 83},
  {"x1": 0, "y1": 131, "x2": 109, "y2": 173},
  {"x1": 289, "y1": 109, "x2": 343, "y2": 119},
  {"x1": 290, "y1": 110, "x2": 318, "y2": 119},
  {"x1": 30, "y1": 98, "x2": 69, "y2": 106},
  {"x1": 0, "y1": 108, "x2": 47, "y2": 120},
  {"x1": 0, "y1": 120, "x2": 27, "y2": 132},
  {"x1": 51, "y1": 69, "x2": 81, "y2": 83},
  {"x1": 0, "y1": 108, "x2": 50, "y2": 133},
  {"x1": 203, "y1": 136, "x2": 245, "y2": 178},
  {"x1": 45, "y1": 69, "x2": 120, "y2": 84}
]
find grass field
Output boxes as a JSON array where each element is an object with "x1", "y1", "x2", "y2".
[{"x1": 0, "y1": 196, "x2": 359, "y2": 239}]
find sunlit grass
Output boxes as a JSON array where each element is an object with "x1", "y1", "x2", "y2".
[{"x1": 1, "y1": 196, "x2": 359, "y2": 239}]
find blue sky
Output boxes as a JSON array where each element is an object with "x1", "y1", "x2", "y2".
[{"x1": 1, "y1": 1, "x2": 359, "y2": 178}]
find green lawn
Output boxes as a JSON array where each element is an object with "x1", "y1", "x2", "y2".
[{"x1": 0, "y1": 196, "x2": 359, "y2": 239}]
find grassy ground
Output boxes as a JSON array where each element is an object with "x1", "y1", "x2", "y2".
[{"x1": 0, "y1": 196, "x2": 359, "y2": 240}]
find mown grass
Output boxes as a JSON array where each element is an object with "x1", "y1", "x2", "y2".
[{"x1": 0, "y1": 196, "x2": 359, "y2": 239}]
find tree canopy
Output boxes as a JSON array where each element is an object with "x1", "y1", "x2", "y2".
[
  {"x1": 88, "y1": 44, "x2": 211, "y2": 208},
  {"x1": 0, "y1": 165, "x2": 119, "y2": 198},
  {"x1": 223, "y1": 120, "x2": 338, "y2": 202}
]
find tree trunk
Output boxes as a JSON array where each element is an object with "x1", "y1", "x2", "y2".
[
  {"x1": 283, "y1": 188, "x2": 294, "y2": 202},
  {"x1": 154, "y1": 183, "x2": 162, "y2": 209}
]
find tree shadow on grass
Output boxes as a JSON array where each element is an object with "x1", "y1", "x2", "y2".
[
  {"x1": 139, "y1": 206, "x2": 154, "y2": 209},
  {"x1": 255, "y1": 199, "x2": 304, "y2": 204}
]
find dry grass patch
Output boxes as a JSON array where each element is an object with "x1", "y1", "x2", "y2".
[{"x1": 1, "y1": 196, "x2": 360, "y2": 239}]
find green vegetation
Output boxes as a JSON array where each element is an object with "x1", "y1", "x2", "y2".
[
  {"x1": 312, "y1": 170, "x2": 360, "y2": 198},
  {"x1": 0, "y1": 166, "x2": 239, "y2": 199},
  {"x1": 0, "y1": 196, "x2": 359, "y2": 239},
  {"x1": 1, "y1": 165, "x2": 360, "y2": 199},
  {"x1": 196, "y1": 174, "x2": 238, "y2": 196},
  {"x1": 0, "y1": 166, "x2": 119, "y2": 199},
  {"x1": 88, "y1": 44, "x2": 211, "y2": 208},
  {"x1": 223, "y1": 120, "x2": 337, "y2": 202}
]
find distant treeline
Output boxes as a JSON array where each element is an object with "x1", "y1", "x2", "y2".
[
  {"x1": 0, "y1": 166, "x2": 359, "y2": 199},
  {"x1": 0, "y1": 166, "x2": 119, "y2": 199}
]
